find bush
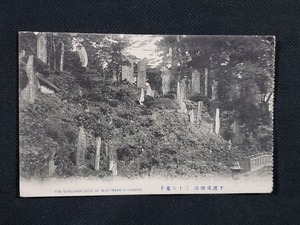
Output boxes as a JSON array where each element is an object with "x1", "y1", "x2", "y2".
[
  {"x1": 113, "y1": 116, "x2": 128, "y2": 128},
  {"x1": 187, "y1": 93, "x2": 209, "y2": 104},
  {"x1": 116, "y1": 110, "x2": 135, "y2": 120},
  {"x1": 108, "y1": 99, "x2": 119, "y2": 107},
  {"x1": 162, "y1": 92, "x2": 176, "y2": 100},
  {"x1": 148, "y1": 98, "x2": 177, "y2": 109},
  {"x1": 140, "y1": 116, "x2": 154, "y2": 127}
]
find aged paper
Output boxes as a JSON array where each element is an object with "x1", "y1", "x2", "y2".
[{"x1": 19, "y1": 33, "x2": 274, "y2": 196}]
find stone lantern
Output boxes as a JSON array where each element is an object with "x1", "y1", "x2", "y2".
[{"x1": 230, "y1": 161, "x2": 242, "y2": 180}]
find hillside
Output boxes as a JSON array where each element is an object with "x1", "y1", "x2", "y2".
[{"x1": 19, "y1": 69, "x2": 251, "y2": 180}]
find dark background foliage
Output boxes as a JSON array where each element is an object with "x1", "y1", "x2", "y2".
[{"x1": 1, "y1": 0, "x2": 300, "y2": 224}]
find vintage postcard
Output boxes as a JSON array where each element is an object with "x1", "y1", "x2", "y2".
[{"x1": 19, "y1": 33, "x2": 275, "y2": 196}]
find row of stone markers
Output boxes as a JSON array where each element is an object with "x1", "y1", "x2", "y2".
[
  {"x1": 122, "y1": 59, "x2": 222, "y2": 132},
  {"x1": 176, "y1": 78, "x2": 221, "y2": 134},
  {"x1": 121, "y1": 58, "x2": 174, "y2": 98},
  {"x1": 121, "y1": 57, "x2": 147, "y2": 88},
  {"x1": 122, "y1": 58, "x2": 156, "y2": 105},
  {"x1": 76, "y1": 126, "x2": 118, "y2": 175},
  {"x1": 191, "y1": 69, "x2": 218, "y2": 99},
  {"x1": 133, "y1": 66, "x2": 216, "y2": 98}
]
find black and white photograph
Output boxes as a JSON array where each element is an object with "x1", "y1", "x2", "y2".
[{"x1": 19, "y1": 33, "x2": 275, "y2": 196}]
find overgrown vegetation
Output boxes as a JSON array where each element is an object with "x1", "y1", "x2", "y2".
[{"x1": 19, "y1": 33, "x2": 273, "y2": 179}]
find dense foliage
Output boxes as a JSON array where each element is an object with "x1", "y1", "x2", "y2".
[{"x1": 19, "y1": 33, "x2": 273, "y2": 179}]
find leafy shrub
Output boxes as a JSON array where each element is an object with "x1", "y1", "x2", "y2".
[
  {"x1": 116, "y1": 110, "x2": 135, "y2": 120},
  {"x1": 108, "y1": 99, "x2": 119, "y2": 107},
  {"x1": 140, "y1": 116, "x2": 154, "y2": 127},
  {"x1": 148, "y1": 98, "x2": 177, "y2": 109},
  {"x1": 187, "y1": 93, "x2": 209, "y2": 104},
  {"x1": 117, "y1": 145, "x2": 138, "y2": 161},
  {"x1": 162, "y1": 92, "x2": 177, "y2": 100},
  {"x1": 141, "y1": 108, "x2": 152, "y2": 116},
  {"x1": 257, "y1": 125, "x2": 273, "y2": 152},
  {"x1": 113, "y1": 116, "x2": 128, "y2": 128}
]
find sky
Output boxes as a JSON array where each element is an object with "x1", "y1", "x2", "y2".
[{"x1": 123, "y1": 35, "x2": 163, "y2": 67}]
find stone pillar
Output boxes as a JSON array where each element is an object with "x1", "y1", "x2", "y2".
[
  {"x1": 161, "y1": 67, "x2": 171, "y2": 94},
  {"x1": 139, "y1": 88, "x2": 145, "y2": 105},
  {"x1": 77, "y1": 45, "x2": 88, "y2": 68},
  {"x1": 180, "y1": 79, "x2": 187, "y2": 100},
  {"x1": 27, "y1": 55, "x2": 36, "y2": 103},
  {"x1": 109, "y1": 159, "x2": 118, "y2": 176},
  {"x1": 228, "y1": 139, "x2": 232, "y2": 150},
  {"x1": 197, "y1": 101, "x2": 203, "y2": 120},
  {"x1": 94, "y1": 137, "x2": 101, "y2": 171},
  {"x1": 188, "y1": 110, "x2": 194, "y2": 123},
  {"x1": 58, "y1": 42, "x2": 64, "y2": 72},
  {"x1": 122, "y1": 62, "x2": 134, "y2": 83},
  {"x1": 212, "y1": 80, "x2": 218, "y2": 100},
  {"x1": 232, "y1": 121, "x2": 237, "y2": 134},
  {"x1": 47, "y1": 153, "x2": 56, "y2": 176},
  {"x1": 137, "y1": 58, "x2": 147, "y2": 88},
  {"x1": 204, "y1": 68, "x2": 208, "y2": 96},
  {"x1": 192, "y1": 70, "x2": 201, "y2": 93},
  {"x1": 105, "y1": 143, "x2": 109, "y2": 157},
  {"x1": 19, "y1": 50, "x2": 26, "y2": 58},
  {"x1": 177, "y1": 81, "x2": 181, "y2": 105},
  {"x1": 215, "y1": 108, "x2": 220, "y2": 134},
  {"x1": 146, "y1": 84, "x2": 153, "y2": 97},
  {"x1": 181, "y1": 101, "x2": 187, "y2": 114},
  {"x1": 37, "y1": 32, "x2": 47, "y2": 64},
  {"x1": 231, "y1": 121, "x2": 244, "y2": 145},
  {"x1": 21, "y1": 55, "x2": 36, "y2": 103},
  {"x1": 108, "y1": 147, "x2": 117, "y2": 176},
  {"x1": 112, "y1": 70, "x2": 117, "y2": 81},
  {"x1": 76, "y1": 126, "x2": 87, "y2": 166},
  {"x1": 210, "y1": 124, "x2": 214, "y2": 134},
  {"x1": 187, "y1": 79, "x2": 192, "y2": 95}
]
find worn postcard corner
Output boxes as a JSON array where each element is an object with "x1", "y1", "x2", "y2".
[{"x1": 19, "y1": 33, "x2": 275, "y2": 197}]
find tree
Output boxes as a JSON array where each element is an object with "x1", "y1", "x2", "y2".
[{"x1": 156, "y1": 35, "x2": 274, "y2": 150}]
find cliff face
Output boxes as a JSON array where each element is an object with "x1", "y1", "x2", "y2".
[{"x1": 20, "y1": 70, "x2": 245, "y2": 180}]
